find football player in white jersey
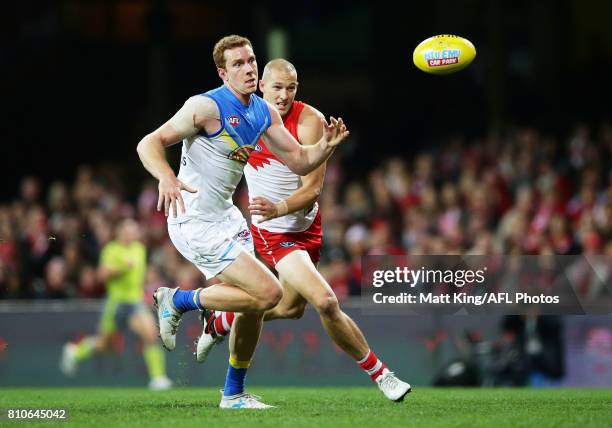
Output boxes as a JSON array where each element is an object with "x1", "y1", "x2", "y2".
[
  {"x1": 136, "y1": 35, "x2": 348, "y2": 409},
  {"x1": 196, "y1": 59, "x2": 411, "y2": 403}
]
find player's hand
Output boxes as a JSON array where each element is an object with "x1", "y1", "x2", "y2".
[
  {"x1": 158, "y1": 174, "x2": 197, "y2": 218},
  {"x1": 320, "y1": 116, "x2": 349, "y2": 149},
  {"x1": 249, "y1": 196, "x2": 282, "y2": 222}
]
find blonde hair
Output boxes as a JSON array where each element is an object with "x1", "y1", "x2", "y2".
[
  {"x1": 261, "y1": 58, "x2": 297, "y2": 81},
  {"x1": 213, "y1": 35, "x2": 253, "y2": 69}
]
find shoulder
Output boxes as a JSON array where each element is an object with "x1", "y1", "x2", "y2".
[
  {"x1": 103, "y1": 241, "x2": 118, "y2": 251},
  {"x1": 299, "y1": 103, "x2": 325, "y2": 125},
  {"x1": 185, "y1": 95, "x2": 219, "y2": 115},
  {"x1": 101, "y1": 242, "x2": 119, "y2": 257},
  {"x1": 295, "y1": 103, "x2": 324, "y2": 145},
  {"x1": 172, "y1": 95, "x2": 219, "y2": 131}
]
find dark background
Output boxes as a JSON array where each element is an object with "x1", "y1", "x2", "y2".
[
  {"x1": 2, "y1": 0, "x2": 612, "y2": 391},
  {"x1": 3, "y1": 0, "x2": 612, "y2": 200}
]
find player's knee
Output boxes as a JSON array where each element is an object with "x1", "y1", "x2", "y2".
[
  {"x1": 266, "y1": 285, "x2": 283, "y2": 310},
  {"x1": 256, "y1": 283, "x2": 283, "y2": 311},
  {"x1": 313, "y1": 294, "x2": 339, "y2": 317}
]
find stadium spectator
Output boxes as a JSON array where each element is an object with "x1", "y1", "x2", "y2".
[{"x1": 0, "y1": 125, "x2": 610, "y2": 302}]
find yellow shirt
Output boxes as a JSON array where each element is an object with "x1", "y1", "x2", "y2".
[{"x1": 99, "y1": 241, "x2": 146, "y2": 303}]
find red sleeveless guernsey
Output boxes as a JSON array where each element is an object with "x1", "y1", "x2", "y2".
[{"x1": 244, "y1": 101, "x2": 319, "y2": 233}]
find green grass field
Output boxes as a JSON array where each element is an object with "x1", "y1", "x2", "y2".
[{"x1": 1, "y1": 387, "x2": 611, "y2": 427}]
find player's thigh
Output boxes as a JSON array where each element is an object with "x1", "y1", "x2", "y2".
[
  {"x1": 275, "y1": 250, "x2": 336, "y2": 307},
  {"x1": 217, "y1": 250, "x2": 281, "y2": 302}
]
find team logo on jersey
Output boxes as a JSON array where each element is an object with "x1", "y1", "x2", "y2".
[
  {"x1": 237, "y1": 229, "x2": 251, "y2": 240},
  {"x1": 227, "y1": 115, "x2": 241, "y2": 127},
  {"x1": 228, "y1": 145, "x2": 254, "y2": 164},
  {"x1": 279, "y1": 241, "x2": 296, "y2": 248},
  {"x1": 248, "y1": 142, "x2": 276, "y2": 170}
]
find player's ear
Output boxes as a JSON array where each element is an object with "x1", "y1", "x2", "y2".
[
  {"x1": 259, "y1": 79, "x2": 265, "y2": 92},
  {"x1": 217, "y1": 67, "x2": 227, "y2": 82}
]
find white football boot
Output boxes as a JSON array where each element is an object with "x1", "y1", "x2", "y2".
[
  {"x1": 148, "y1": 376, "x2": 173, "y2": 391},
  {"x1": 219, "y1": 392, "x2": 275, "y2": 409},
  {"x1": 376, "y1": 368, "x2": 412, "y2": 402},
  {"x1": 59, "y1": 343, "x2": 78, "y2": 377},
  {"x1": 195, "y1": 310, "x2": 225, "y2": 363},
  {"x1": 153, "y1": 287, "x2": 183, "y2": 351}
]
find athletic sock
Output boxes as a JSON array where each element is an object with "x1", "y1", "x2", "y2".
[
  {"x1": 357, "y1": 350, "x2": 388, "y2": 381},
  {"x1": 213, "y1": 311, "x2": 235, "y2": 336},
  {"x1": 223, "y1": 355, "x2": 250, "y2": 396},
  {"x1": 74, "y1": 337, "x2": 96, "y2": 362},
  {"x1": 143, "y1": 344, "x2": 166, "y2": 379},
  {"x1": 172, "y1": 288, "x2": 203, "y2": 312}
]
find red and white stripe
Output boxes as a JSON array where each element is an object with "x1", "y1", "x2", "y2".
[
  {"x1": 214, "y1": 311, "x2": 235, "y2": 336},
  {"x1": 254, "y1": 226, "x2": 277, "y2": 265},
  {"x1": 357, "y1": 350, "x2": 388, "y2": 381}
]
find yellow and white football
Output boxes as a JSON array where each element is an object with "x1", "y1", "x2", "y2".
[{"x1": 413, "y1": 35, "x2": 476, "y2": 75}]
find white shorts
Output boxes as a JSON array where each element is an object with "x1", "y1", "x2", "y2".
[{"x1": 168, "y1": 209, "x2": 254, "y2": 279}]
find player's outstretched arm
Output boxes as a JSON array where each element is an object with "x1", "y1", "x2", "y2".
[
  {"x1": 136, "y1": 96, "x2": 217, "y2": 217},
  {"x1": 250, "y1": 106, "x2": 326, "y2": 222},
  {"x1": 263, "y1": 103, "x2": 348, "y2": 176}
]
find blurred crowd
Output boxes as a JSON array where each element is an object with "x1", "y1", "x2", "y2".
[
  {"x1": 0, "y1": 166, "x2": 202, "y2": 302},
  {"x1": 1, "y1": 124, "x2": 611, "y2": 301},
  {"x1": 314, "y1": 124, "x2": 611, "y2": 298}
]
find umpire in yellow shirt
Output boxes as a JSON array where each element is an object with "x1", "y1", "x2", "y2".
[{"x1": 60, "y1": 218, "x2": 171, "y2": 390}]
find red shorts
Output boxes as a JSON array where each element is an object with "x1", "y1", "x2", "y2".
[{"x1": 250, "y1": 210, "x2": 322, "y2": 267}]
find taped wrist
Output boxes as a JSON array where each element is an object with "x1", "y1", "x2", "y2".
[{"x1": 275, "y1": 200, "x2": 288, "y2": 217}]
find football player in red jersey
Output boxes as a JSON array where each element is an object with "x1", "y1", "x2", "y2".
[{"x1": 197, "y1": 59, "x2": 411, "y2": 402}]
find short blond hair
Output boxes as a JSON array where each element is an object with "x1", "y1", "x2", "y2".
[
  {"x1": 262, "y1": 58, "x2": 297, "y2": 81},
  {"x1": 213, "y1": 35, "x2": 253, "y2": 69}
]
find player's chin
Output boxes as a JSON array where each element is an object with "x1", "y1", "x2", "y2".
[{"x1": 243, "y1": 82, "x2": 257, "y2": 93}]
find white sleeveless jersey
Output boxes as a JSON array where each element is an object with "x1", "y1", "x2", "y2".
[
  {"x1": 244, "y1": 100, "x2": 318, "y2": 233},
  {"x1": 167, "y1": 86, "x2": 271, "y2": 224}
]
